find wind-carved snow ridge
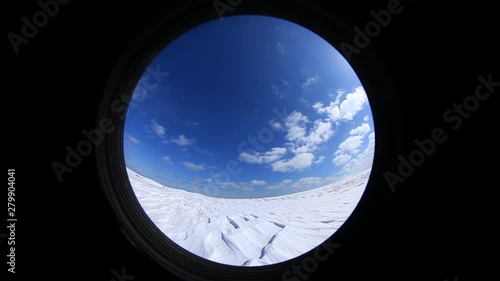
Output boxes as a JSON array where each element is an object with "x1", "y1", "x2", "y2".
[{"x1": 127, "y1": 167, "x2": 370, "y2": 266}]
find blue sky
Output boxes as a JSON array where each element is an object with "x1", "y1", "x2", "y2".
[{"x1": 124, "y1": 15, "x2": 375, "y2": 198}]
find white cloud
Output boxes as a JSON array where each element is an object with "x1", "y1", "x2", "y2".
[
  {"x1": 314, "y1": 155, "x2": 325, "y2": 164},
  {"x1": 338, "y1": 135, "x2": 364, "y2": 155},
  {"x1": 266, "y1": 175, "x2": 339, "y2": 191},
  {"x1": 312, "y1": 102, "x2": 324, "y2": 111},
  {"x1": 284, "y1": 111, "x2": 309, "y2": 142},
  {"x1": 339, "y1": 86, "x2": 368, "y2": 120},
  {"x1": 364, "y1": 115, "x2": 369, "y2": 122},
  {"x1": 290, "y1": 176, "x2": 337, "y2": 190},
  {"x1": 250, "y1": 180, "x2": 266, "y2": 185},
  {"x1": 266, "y1": 178, "x2": 293, "y2": 190},
  {"x1": 162, "y1": 156, "x2": 173, "y2": 164},
  {"x1": 185, "y1": 120, "x2": 199, "y2": 126},
  {"x1": 313, "y1": 100, "x2": 341, "y2": 123},
  {"x1": 215, "y1": 179, "x2": 268, "y2": 191},
  {"x1": 349, "y1": 123, "x2": 371, "y2": 136},
  {"x1": 301, "y1": 76, "x2": 319, "y2": 91},
  {"x1": 332, "y1": 153, "x2": 352, "y2": 166},
  {"x1": 243, "y1": 111, "x2": 334, "y2": 172},
  {"x1": 271, "y1": 152, "x2": 315, "y2": 172},
  {"x1": 269, "y1": 119, "x2": 285, "y2": 131},
  {"x1": 172, "y1": 135, "x2": 195, "y2": 146},
  {"x1": 276, "y1": 41, "x2": 285, "y2": 55},
  {"x1": 281, "y1": 79, "x2": 289, "y2": 86},
  {"x1": 183, "y1": 161, "x2": 205, "y2": 171},
  {"x1": 284, "y1": 112, "x2": 333, "y2": 154},
  {"x1": 271, "y1": 84, "x2": 285, "y2": 98},
  {"x1": 239, "y1": 147, "x2": 287, "y2": 164},
  {"x1": 204, "y1": 178, "x2": 213, "y2": 183},
  {"x1": 266, "y1": 185, "x2": 282, "y2": 190},
  {"x1": 151, "y1": 119, "x2": 166, "y2": 138},
  {"x1": 132, "y1": 85, "x2": 147, "y2": 101},
  {"x1": 338, "y1": 132, "x2": 375, "y2": 174},
  {"x1": 126, "y1": 134, "x2": 140, "y2": 144},
  {"x1": 291, "y1": 177, "x2": 322, "y2": 188},
  {"x1": 313, "y1": 86, "x2": 367, "y2": 122},
  {"x1": 195, "y1": 146, "x2": 212, "y2": 156},
  {"x1": 303, "y1": 119, "x2": 334, "y2": 148}
]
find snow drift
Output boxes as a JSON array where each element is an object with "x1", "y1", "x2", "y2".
[{"x1": 127, "y1": 168, "x2": 370, "y2": 266}]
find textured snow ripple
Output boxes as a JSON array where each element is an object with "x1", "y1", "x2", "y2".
[{"x1": 128, "y1": 168, "x2": 370, "y2": 266}]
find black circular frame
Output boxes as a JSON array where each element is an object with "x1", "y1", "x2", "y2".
[{"x1": 96, "y1": 1, "x2": 404, "y2": 280}]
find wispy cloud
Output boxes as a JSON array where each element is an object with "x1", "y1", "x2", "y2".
[
  {"x1": 151, "y1": 119, "x2": 166, "y2": 138},
  {"x1": 276, "y1": 41, "x2": 285, "y2": 55},
  {"x1": 289, "y1": 176, "x2": 337, "y2": 190},
  {"x1": 271, "y1": 84, "x2": 285, "y2": 98},
  {"x1": 162, "y1": 155, "x2": 173, "y2": 164},
  {"x1": 300, "y1": 75, "x2": 319, "y2": 105},
  {"x1": 195, "y1": 146, "x2": 212, "y2": 156},
  {"x1": 269, "y1": 119, "x2": 285, "y2": 131},
  {"x1": 172, "y1": 135, "x2": 195, "y2": 146},
  {"x1": 239, "y1": 147, "x2": 287, "y2": 164},
  {"x1": 213, "y1": 178, "x2": 267, "y2": 191},
  {"x1": 126, "y1": 134, "x2": 140, "y2": 144},
  {"x1": 185, "y1": 120, "x2": 199, "y2": 126},
  {"x1": 250, "y1": 180, "x2": 266, "y2": 186},
  {"x1": 266, "y1": 179, "x2": 293, "y2": 190},
  {"x1": 301, "y1": 75, "x2": 319, "y2": 92},
  {"x1": 182, "y1": 161, "x2": 206, "y2": 171},
  {"x1": 314, "y1": 155, "x2": 325, "y2": 164}
]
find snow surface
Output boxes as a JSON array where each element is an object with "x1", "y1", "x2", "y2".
[{"x1": 127, "y1": 168, "x2": 370, "y2": 266}]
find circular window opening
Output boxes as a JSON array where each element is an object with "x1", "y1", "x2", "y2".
[{"x1": 123, "y1": 15, "x2": 375, "y2": 267}]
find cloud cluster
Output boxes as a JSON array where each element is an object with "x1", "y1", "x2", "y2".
[
  {"x1": 313, "y1": 86, "x2": 367, "y2": 123},
  {"x1": 240, "y1": 87, "x2": 369, "y2": 173},
  {"x1": 183, "y1": 161, "x2": 206, "y2": 171},
  {"x1": 126, "y1": 134, "x2": 140, "y2": 144},
  {"x1": 162, "y1": 155, "x2": 173, "y2": 165},
  {"x1": 207, "y1": 175, "x2": 268, "y2": 191},
  {"x1": 151, "y1": 119, "x2": 166, "y2": 138},
  {"x1": 240, "y1": 111, "x2": 334, "y2": 172},
  {"x1": 332, "y1": 121, "x2": 375, "y2": 175},
  {"x1": 172, "y1": 135, "x2": 195, "y2": 146},
  {"x1": 239, "y1": 147, "x2": 287, "y2": 164}
]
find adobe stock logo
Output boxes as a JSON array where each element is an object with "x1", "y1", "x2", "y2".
[
  {"x1": 50, "y1": 64, "x2": 169, "y2": 183},
  {"x1": 7, "y1": 0, "x2": 70, "y2": 54},
  {"x1": 282, "y1": 241, "x2": 341, "y2": 281},
  {"x1": 212, "y1": 0, "x2": 243, "y2": 21},
  {"x1": 339, "y1": 0, "x2": 409, "y2": 62},
  {"x1": 384, "y1": 74, "x2": 498, "y2": 192}
]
